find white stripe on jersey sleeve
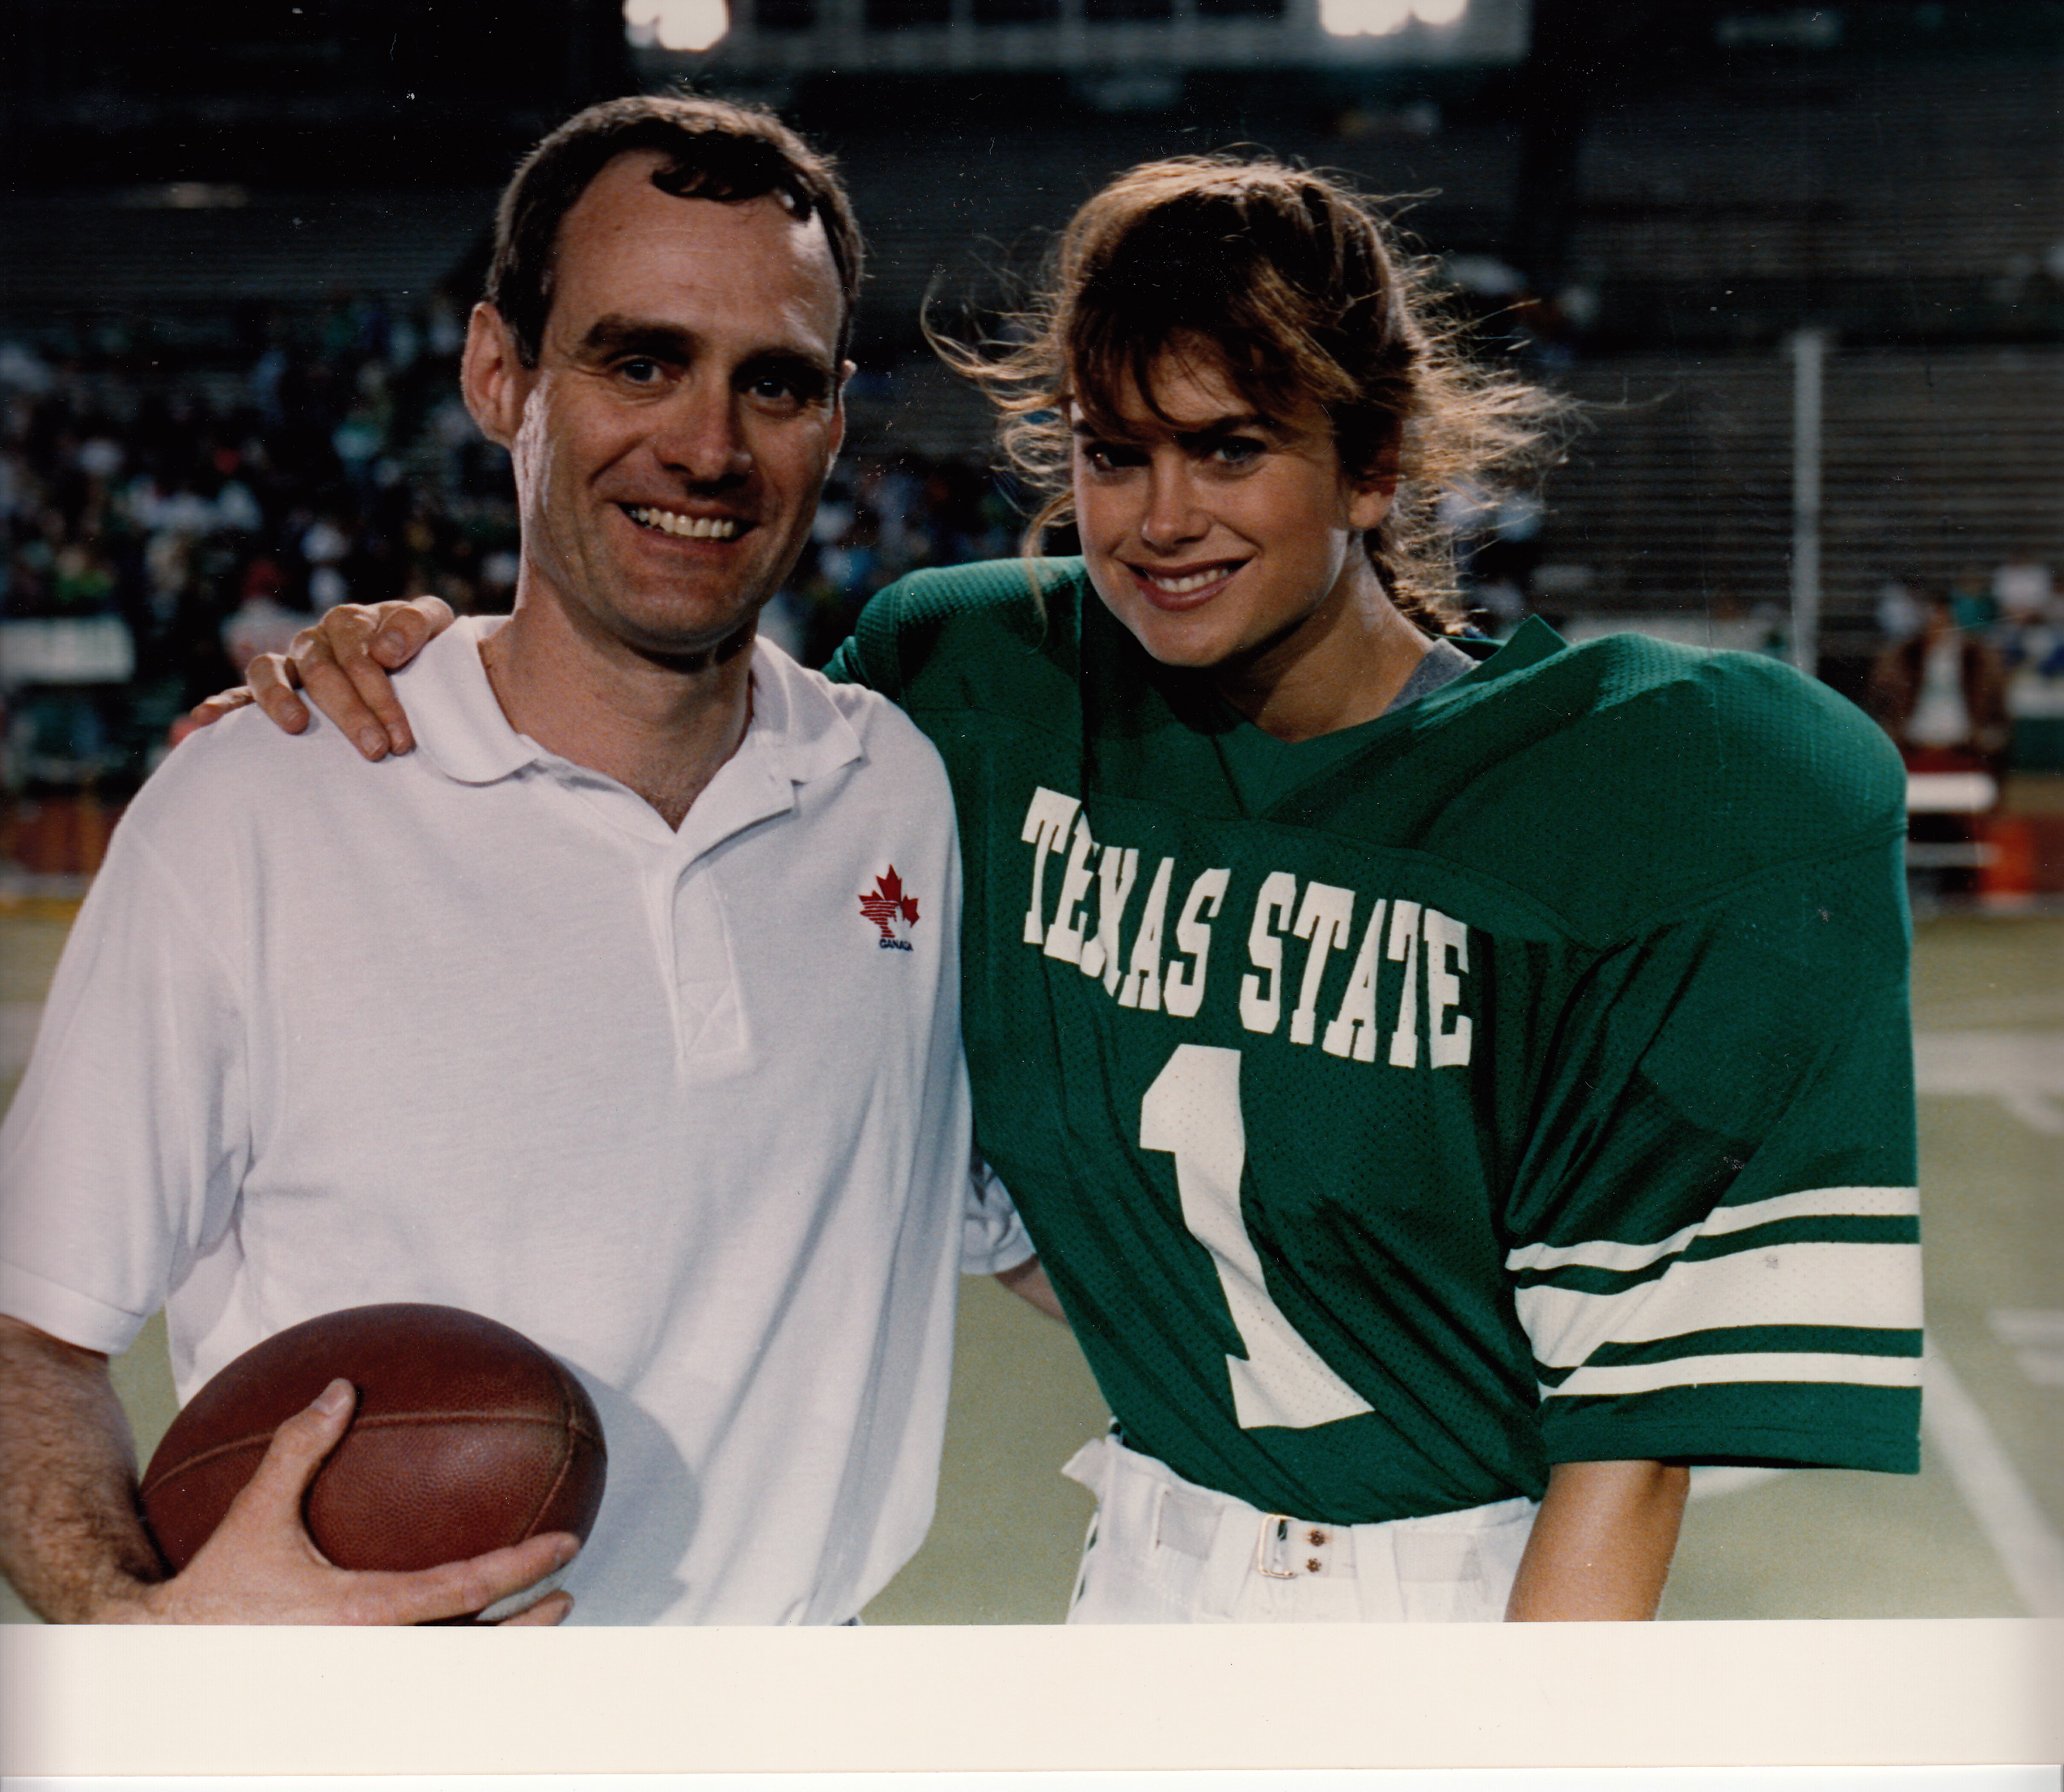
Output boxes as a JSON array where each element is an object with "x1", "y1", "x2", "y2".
[
  {"x1": 1504, "y1": 1185, "x2": 1919, "y2": 1277},
  {"x1": 1543, "y1": 1349, "x2": 1922, "y2": 1400},
  {"x1": 1515, "y1": 1239, "x2": 1922, "y2": 1370}
]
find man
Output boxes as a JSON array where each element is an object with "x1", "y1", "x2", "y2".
[{"x1": 0, "y1": 95, "x2": 1034, "y2": 1625}]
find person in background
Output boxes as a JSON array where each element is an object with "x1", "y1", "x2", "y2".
[
  {"x1": 1867, "y1": 590, "x2": 2011, "y2": 790},
  {"x1": 1867, "y1": 590, "x2": 2014, "y2": 898}
]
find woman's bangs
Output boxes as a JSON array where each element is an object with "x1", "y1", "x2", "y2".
[
  {"x1": 1066, "y1": 303, "x2": 1301, "y2": 438},
  {"x1": 1061, "y1": 314, "x2": 1176, "y2": 437}
]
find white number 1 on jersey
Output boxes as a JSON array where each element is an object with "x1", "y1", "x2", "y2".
[{"x1": 1140, "y1": 1044, "x2": 1374, "y2": 1431}]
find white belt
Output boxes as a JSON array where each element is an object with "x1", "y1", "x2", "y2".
[{"x1": 1067, "y1": 1432, "x2": 1534, "y2": 1600}]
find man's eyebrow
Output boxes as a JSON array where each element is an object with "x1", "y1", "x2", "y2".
[
  {"x1": 575, "y1": 318, "x2": 836, "y2": 389},
  {"x1": 739, "y1": 348, "x2": 835, "y2": 394},
  {"x1": 576, "y1": 316, "x2": 699, "y2": 360}
]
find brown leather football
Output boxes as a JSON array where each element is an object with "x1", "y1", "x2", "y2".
[{"x1": 140, "y1": 1304, "x2": 607, "y2": 1586}]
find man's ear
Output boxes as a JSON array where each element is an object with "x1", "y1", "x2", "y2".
[
  {"x1": 826, "y1": 358, "x2": 856, "y2": 464},
  {"x1": 462, "y1": 303, "x2": 530, "y2": 450}
]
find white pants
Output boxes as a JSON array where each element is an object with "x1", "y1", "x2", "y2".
[{"x1": 1063, "y1": 1434, "x2": 1537, "y2": 1623}]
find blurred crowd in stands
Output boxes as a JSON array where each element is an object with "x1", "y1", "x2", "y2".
[
  {"x1": 0, "y1": 301, "x2": 1023, "y2": 801},
  {"x1": 768, "y1": 454, "x2": 1023, "y2": 668},
  {"x1": 5, "y1": 299, "x2": 2058, "y2": 813},
  {"x1": 2, "y1": 297, "x2": 484, "y2": 794}
]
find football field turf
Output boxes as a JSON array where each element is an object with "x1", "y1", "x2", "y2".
[{"x1": 1, "y1": 905, "x2": 2057, "y2": 1625}]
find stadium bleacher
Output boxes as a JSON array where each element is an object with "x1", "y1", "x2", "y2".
[
  {"x1": 0, "y1": 188, "x2": 502, "y2": 327},
  {"x1": 818, "y1": 47, "x2": 2064, "y2": 631},
  {"x1": 4, "y1": 17, "x2": 2061, "y2": 847},
  {"x1": 1573, "y1": 58, "x2": 2064, "y2": 294},
  {"x1": 1537, "y1": 344, "x2": 2064, "y2": 626}
]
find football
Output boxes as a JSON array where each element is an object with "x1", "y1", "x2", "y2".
[{"x1": 139, "y1": 1304, "x2": 607, "y2": 1599}]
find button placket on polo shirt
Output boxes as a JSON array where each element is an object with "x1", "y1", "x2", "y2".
[
  {"x1": 656, "y1": 746, "x2": 801, "y2": 1072},
  {"x1": 500, "y1": 648, "x2": 850, "y2": 1074},
  {"x1": 667, "y1": 860, "x2": 745, "y2": 1065},
  {"x1": 515, "y1": 758, "x2": 707, "y2": 1070}
]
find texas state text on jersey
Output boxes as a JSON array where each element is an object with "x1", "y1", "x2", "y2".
[{"x1": 828, "y1": 558, "x2": 1923, "y2": 1526}]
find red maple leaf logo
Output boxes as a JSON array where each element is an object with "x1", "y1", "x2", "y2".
[{"x1": 857, "y1": 866, "x2": 921, "y2": 943}]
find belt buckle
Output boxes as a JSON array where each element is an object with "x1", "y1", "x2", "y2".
[
  {"x1": 1257, "y1": 1513, "x2": 1340, "y2": 1579},
  {"x1": 1255, "y1": 1514, "x2": 1299, "y2": 1579}
]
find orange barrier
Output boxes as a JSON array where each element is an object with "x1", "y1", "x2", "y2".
[
  {"x1": 0, "y1": 794, "x2": 125, "y2": 877},
  {"x1": 1976, "y1": 814, "x2": 2064, "y2": 903}
]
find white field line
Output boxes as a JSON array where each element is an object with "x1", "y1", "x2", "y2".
[
  {"x1": 1990, "y1": 1309, "x2": 2064, "y2": 1386},
  {"x1": 1922, "y1": 1344, "x2": 2064, "y2": 1617},
  {"x1": 1911, "y1": 1030, "x2": 2064, "y2": 1133},
  {"x1": 1686, "y1": 1464, "x2": 1789, "y2": 1499}
]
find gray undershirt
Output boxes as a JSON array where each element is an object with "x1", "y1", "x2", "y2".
[
  {"x1": 1213, "y1": 632, "x2": 1485, "y2": 814},
  {"x1": 1383, "y1": 635, "x2": 1478, "y2": 715}
]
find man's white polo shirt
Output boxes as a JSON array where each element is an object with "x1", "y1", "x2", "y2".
[{"x1": 0, "y1": 616, "x2": 1029, "y2": 1624}]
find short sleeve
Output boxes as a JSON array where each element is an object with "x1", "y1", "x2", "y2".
[
  {"x1": 819, "y1": 581, "x2": 910, "y2": 698},
  {"x1": 819, "y1": 633, "x2": 864, "y2": 687},
  {"x1": 961, "y1": 1156, "x2": 1035, "y2": 1276},
  {"x1": 0, "y1": 823, "x2": 249, "y2": 1355},
  {"x1": 1501, "y1": 835, "x2": 1922, "y2": 1473}
]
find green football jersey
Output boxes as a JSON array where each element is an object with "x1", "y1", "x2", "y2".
[{"x1": 827, "y1": 558, "x2": 1922, "y2": 1524}]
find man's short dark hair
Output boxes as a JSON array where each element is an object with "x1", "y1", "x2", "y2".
[{"x1": 486, "y1": 93, "x2": 865, "y2": 369}]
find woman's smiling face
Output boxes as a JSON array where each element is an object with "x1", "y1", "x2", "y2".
[{"x1": 1070, "y1": 349, "x2": 1395, "y2": 675}]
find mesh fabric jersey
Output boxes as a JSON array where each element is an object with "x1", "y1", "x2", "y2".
[{"x1": 828, "y1": 559, "x2": 1922, "y2": 1525}]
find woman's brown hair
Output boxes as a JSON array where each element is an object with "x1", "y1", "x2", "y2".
[{"x1": 935, "y1": 154, "x2": 1562, "y2": 633}]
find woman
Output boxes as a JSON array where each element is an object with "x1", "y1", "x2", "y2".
[{"x1": 225, "y1": 156, "x2": 1923, "y2": 1623}]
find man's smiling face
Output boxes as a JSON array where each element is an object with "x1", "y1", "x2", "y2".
[{"x1": 467, "y1": 150, "x2": 847, "y2": 663}]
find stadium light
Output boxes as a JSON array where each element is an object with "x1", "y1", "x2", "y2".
[
  {"x1": 1321, "y1": 0, "x2": 1467, "y2": 37},
  {"x1": 1322, "y1": 0, "x2": 1411, "y2": 33},
  {"x1": 624, "y1": 0, "x2": 730, "y2": 52}
]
